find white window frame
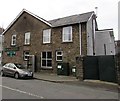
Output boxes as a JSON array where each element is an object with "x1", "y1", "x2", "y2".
[
  {"x1": 62, "y1": 26, "x2": 72, "y2": 42},
  {"x1": 25, "y1": 32, "x2": 30, "y2": 45},
  {"x1": 43, "y1": 29, "x2": 51, "y2": 44},
  {"x1": 11, "y1": 34, "x2": 16, "y2": 46},
  {"x1": 56, "y1": 51, "x2": 63, "y2": 61},
  {"x1": 24, "y1": 51, "x2": 29, "y2": 61},
  {"x1": 41, "y1": 52, "x2": 52, "y2": 68}
]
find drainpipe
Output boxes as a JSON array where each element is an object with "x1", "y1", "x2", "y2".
[{"x1": 79, "y1": 23, "x2": 82, "y2": 55}]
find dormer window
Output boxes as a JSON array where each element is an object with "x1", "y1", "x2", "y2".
[{"x1": 11, "y1": 34, "x2": 16, "y2": 46}]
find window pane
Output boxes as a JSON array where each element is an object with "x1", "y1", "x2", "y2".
[
  {"x1": 13, "y1": 36, "x2": 16, "y2": 39},
  {"x1": 57, "y1": 56, "x2": 62, "y2": 61},
  {"x1": 64, "y1": 34, "x2": 68, "y2": 41},
  {"x1": 43, "y1": 33, "x2": 48, "y2": 43},
  {"x1": 57, "y1": 51, "x2": 62, "y2": 55},
  {"x1": 42, "y1": 60, "x2": 46, "y2": 66},
  {"x1": 13, "y1": 40, "x2": 15, "y2": 43},
  {"x1": 47, "y1": 52, "x2": 52, "y2": 58},
  {"x1": 42, "y1": 52, "x2": 46, "y2": 58},
  {"x1": 25, "y1": 39, "x2": 29, "y2": 44},
  {"x1": 69, "y1": 33, "x2": 72, "y2": 41},
  {"x1": 47, "y1": 60, "x2": 52, "y2": 66}
]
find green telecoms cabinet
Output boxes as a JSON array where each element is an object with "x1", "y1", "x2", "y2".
[{"x1": 57, "y1": 62, "x2": 70, "y2": 76}]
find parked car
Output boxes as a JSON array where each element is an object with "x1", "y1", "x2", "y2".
[{"x1": 1, "y1": 63, "x2": 33, "y2": 79}]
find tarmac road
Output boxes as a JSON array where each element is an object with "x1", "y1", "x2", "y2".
[{"x1": 1, "y1": 76, "x2": 119, "y2": 99}]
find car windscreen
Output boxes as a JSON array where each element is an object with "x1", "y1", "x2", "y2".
[{"x1": 15, "y1": 64, "x2": 25, "y2": 69}]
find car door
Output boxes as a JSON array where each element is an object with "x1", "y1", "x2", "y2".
[
  {"x1": 7, "y1": 63, "x2": 16, "y2": 76},
  {"x1": 3, "y1": 64, "x2": 10, "y2": 75}
]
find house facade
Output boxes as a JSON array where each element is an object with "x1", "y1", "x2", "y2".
[
  {"x1": 95, "y1": 29, "x2": 116, "y2": 56},
  {"x1": 2, "y1": 9, "x2": 97, "y2": 77}
]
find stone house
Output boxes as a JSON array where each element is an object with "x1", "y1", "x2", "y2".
[{"x1": 2, "y1": 9, "x2": 98, "y2": 77}]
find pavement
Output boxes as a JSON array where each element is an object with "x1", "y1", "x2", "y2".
[
  {"x1": 34, "y1": 72, "x2": 119, "y2": 92},
  {"x1": 34, "y1": 72, "x2": 79, "y2": 83}
]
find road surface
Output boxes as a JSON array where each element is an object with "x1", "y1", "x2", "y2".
[{"x1": 1, "y1": 76, "x2": 118, "y2": 99}]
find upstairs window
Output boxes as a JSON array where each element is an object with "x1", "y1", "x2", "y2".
[
  {"x1": 11, "y1": 35, "x2": 16, "y2": 46},
  {"x1": 25, "y1": 32, "x2": 30, "y2": 45},
  {"x1": 62, "y1": 26, "x2": 72, "y2": 42},
  {"x1": 43, "y1": 29, "x2": 51, "y2": 44}
]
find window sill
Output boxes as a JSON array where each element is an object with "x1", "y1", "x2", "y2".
[
  {"x1": 42, "y1": 43, "x2": 52, "y2": 45},
  {"x1": 56, "y1": 60, "x2": 63, "y2": 62},
  {"x1": 62, "y1": 41, "x2": 73, "y2": 44},
  {"x1": 41, "y1": 67, "x2": 53, "y2": 70},
  {"x1": 11, "y1": 45, "x2": 17, "y2": 47},
  {"x1": 24, "y1": 59, "x2": 28, "y2": 61}
]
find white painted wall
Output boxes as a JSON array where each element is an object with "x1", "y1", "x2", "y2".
[
  {"x1": 87, "y1": 15, "x2": 95, "y2": 56},
  {"x1": 95, "y1": 30, "x2": 116, "y2": 55}
]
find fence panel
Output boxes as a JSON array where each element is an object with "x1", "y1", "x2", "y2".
[
  {"x1": 98, "y1": 55, "x2": 117, "y2": 83},
  {"x1": 83, "y1": 55, "x2": 117, "y2": 83},
  {"x1": 83, "y1": 56, "x2": 99, "y2": 80}
]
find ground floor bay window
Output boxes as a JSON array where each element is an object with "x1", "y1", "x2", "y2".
[{"x1": 41, "y1": 52, "x2": 52, "y2": 68}]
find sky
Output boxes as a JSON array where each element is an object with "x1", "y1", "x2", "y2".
[{"x1": 0, "y1": 0, "x2": 119, "y2": 40}]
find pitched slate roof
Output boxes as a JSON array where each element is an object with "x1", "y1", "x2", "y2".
[{"x1": 49, "y1": 11, "x2": 94, "y2": 27}]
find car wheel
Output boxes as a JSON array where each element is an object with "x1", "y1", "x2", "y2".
[
  {"x1": 1, "y1": 71, "x2": 4, "y2": 76},
  {"x1": 14, "y1": 73, "x2": 19, "y2": 79}
]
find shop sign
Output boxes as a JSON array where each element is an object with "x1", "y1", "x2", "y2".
[
  {"x1": 4, "y1": 47, "x2": 19, "y2": 52},
  {"x1": 7, "y1": 51, "x2": 16, "y2": 57}
]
